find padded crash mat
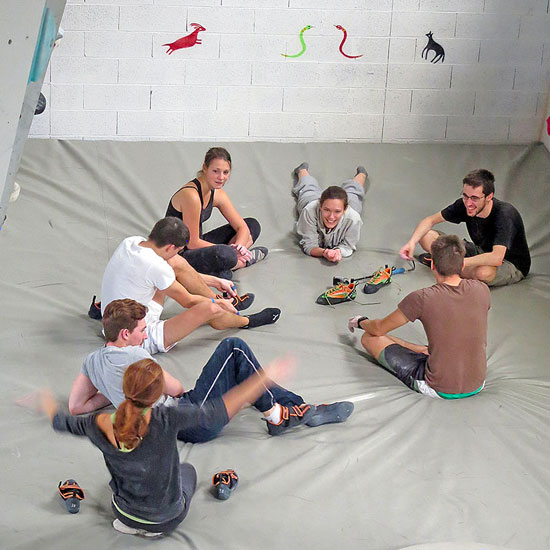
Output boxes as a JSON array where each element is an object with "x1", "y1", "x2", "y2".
[{"x1": 1, "y1": 140, "x2": 549, "y2": 549}]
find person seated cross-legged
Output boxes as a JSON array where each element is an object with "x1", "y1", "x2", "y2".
[
  {"x1": 399, "y1": 169, "x2": 530, "y2": 287},
  {"x1": 349, "y1": 235, "x2": 490, "y2": 399}
]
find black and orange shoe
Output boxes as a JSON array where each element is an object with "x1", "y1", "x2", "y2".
[
  {"x1": 266, "y1": 404, "x2": 313, "y2": 436},
  {"x1": 363, "y1": 265, "x2": 393, "y2": 294},
  {"x1": 217, "y1": 292, "x2": 255, "y2": 312},
  {"x1": 316, "y1": 282, "x2": 357, "y2": 305},
  {"x1": 417, "y1": 253, "x2": 432, "y2": 267},
  {"x1": 212, "y1": 469, "x2": 239, "y2": 500},
  {"x1": 306, "y1": 402, "x2": 354, "y2": 427},
  {"x1": 58, "y1": 479, "x2": 85, "y2": 514},
  {"x1": 88, "y1": 295, "x2": 102, "y2": 320}
]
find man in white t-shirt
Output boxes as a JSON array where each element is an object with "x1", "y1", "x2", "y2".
[{"x1": 100, "y1": 217, "x2": 281, "y2": 353}]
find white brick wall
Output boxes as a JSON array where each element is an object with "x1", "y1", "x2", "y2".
[
  {"x1": 31, "y1": 1, "x2": 550, "y2": 143},
  {"x1": 84, "y1": 85, "x2": 151, "y2": 110},
  {"x1": 151, "y1": 86, "x2": 217, "y2": 111},
  {"x1": 118, "y1": 111, "x2": 184, "y2": 137}
]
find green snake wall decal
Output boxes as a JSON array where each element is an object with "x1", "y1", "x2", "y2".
[{"x1": 281, "y1": 25, "x2": 312, "y2": 58}]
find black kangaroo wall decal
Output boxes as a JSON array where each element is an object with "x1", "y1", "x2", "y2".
[{"x1": 422, "y1": 31, "x2": 445, "y2": 63}]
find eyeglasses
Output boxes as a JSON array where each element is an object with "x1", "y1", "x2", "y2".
[{"x1": 462, "y1": 192, "x2": 485, "y2": 204}]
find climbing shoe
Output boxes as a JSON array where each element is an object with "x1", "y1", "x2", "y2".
[
  {"x1": 212, "y1": 469, "x2": 239, "y2": 500},
  {"x1": 363, "y1": 266, "x2": 393, "y2": 294},
  {"x1": 316, "y1": 282, "x2": 357, "y2": 305}
]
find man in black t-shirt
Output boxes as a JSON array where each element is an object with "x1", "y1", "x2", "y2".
[{"x1": 399, "y1": 169, "x2": 530, "y2": 287}]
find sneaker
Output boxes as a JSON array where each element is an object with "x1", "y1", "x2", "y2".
[
  {"x1": 316, "y1": 282, "x2": 357, "y2": 305},
  {"x1": 266, "y1": 404, "x2": 313, "y2": 436},
  {"x1": 88, "y1": 295, "x2": 102, "y2": 320},
  {"x1": 306, "y1": 402, "x2": 354, "y2": 427},
  {"x1": 246, "y1": 247, "x2": 268, "y2": 267},
  {"x1": 417, "y1": 252, "x2": 432, "y2": 267},
  {"x1": 216, "y1": 292, "x2": 255, "y2": 312},
  {"x1": 112, "y1": 519, "x2": 163, "y2": 537},
  {"x1": 212, "y1": 469, "x2": 239, "y2": 501},
  {"x1": 363, "y1": 266, "x2": 392, "y2": 294}
]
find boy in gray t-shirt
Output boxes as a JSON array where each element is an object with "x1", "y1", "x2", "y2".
[
  {"x1": 81, "y1": 346, "x2": 153, "y2": 408},
  {"x1": 70, "y1": 299, "x2": 354, "y2": 441}
]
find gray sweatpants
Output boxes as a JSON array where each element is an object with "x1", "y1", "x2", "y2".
[{"x1": 293, "y1": 174, "x2": 365, "y2": 215}]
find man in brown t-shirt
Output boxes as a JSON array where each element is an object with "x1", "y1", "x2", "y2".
[{"x1": 348, "y1": 235, "x2": 490, "y2": 399}]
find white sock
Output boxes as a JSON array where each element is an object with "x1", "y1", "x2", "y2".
[{"x1": 263, "y1": 404, "x2": 282, "y2": 424}]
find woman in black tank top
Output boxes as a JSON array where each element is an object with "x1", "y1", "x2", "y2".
[{"x1": 165, "y1": 147, "x2": 267, "y2": 280}]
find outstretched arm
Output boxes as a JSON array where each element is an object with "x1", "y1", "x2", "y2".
[
  {"x1": 351, "y1": 309, "x2": 409, "y2": 337},
  {"x1": 68, "y1": 374, "x2": 111, "y2": 415},
  {"x1": 200, "y1": 274, "x2": 237, "y2": 298},
  {"x1": 222, "y1": 356, "x2": 295, "y2": 419},
  {"x1": 165, "y1": 280, "x2": 237, "y2": 314},
  {"x1": 400, "y1": 212, "x2": 444, "y2": 260}
]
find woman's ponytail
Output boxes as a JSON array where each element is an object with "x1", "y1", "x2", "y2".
[{"x1": 113, "y1": 359, "x2": 163, "y2": 451}]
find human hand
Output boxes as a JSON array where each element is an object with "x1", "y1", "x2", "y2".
[
  {"x1": 399, "y1": 241, "x2": 415, "y2": 261},
  {"x1": 216, "y1": 298, "x2": 238, "y2": 315},
  {"x1": 16, "y1": 388, "x2": 58, "y2": 419},
  {"x1": 348, "y1": 315, "x2": 368, "y2": 333},
  {"x1": 323, "y1": 248, "x2": 341, "y2": 262},
  {"x1": 16, "y1": 390, "x2": 41, "y2": 411},
  {"x1": 213, "y1": 277, "x2": 237, "y2": 298},
  {"x1": 263, "y1": 355, "x2": 297, "y2": 387},
  {"x1": 230, "y1": 243, "x2": 252, "y2": 262}
]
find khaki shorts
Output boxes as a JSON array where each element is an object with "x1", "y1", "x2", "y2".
[{"x1": 434, "y1": 231, "x2": 524, "y2": 287}]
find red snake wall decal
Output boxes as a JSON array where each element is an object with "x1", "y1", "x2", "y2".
[{"x1": 335, "y1": 25, "x2": 363, "y2": 59}]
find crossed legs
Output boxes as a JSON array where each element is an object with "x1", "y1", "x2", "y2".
[{"x1": 419, "y1": 230, "x2": 497, "y2": 284}]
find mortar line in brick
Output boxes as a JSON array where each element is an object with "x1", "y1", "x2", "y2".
[{"x1": 382, "y1": 0, "x2": 395, "y2": 141}]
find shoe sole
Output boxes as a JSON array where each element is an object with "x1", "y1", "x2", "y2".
[
  {"x1": 306, "y1": 402, "x2": 354, "y2": 427},
  {"x1": 316, "y1": 290, "x2": 357, "y2": 305},
  {"x1": 363, "y1": 281, "x2": 391, "y2": 294},
  {"x1": 267, "y1": 406, "x2": 314, "y2": 435}
]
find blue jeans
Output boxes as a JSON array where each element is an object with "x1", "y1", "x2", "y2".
[
  {"x1": 177, "y1": 337, "x2": 304, "y2": 443},
  {"x1": 181, "y1": 218, "x2": 261, "y2": 279}
]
